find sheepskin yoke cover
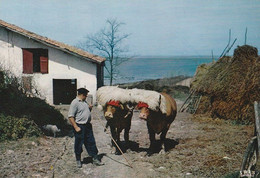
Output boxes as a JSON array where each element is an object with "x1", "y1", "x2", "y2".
[
  {"x1": 130, "y1": 88, "x2": 167, "y2": 114},
  {"x1": 97, "y1": 86, "x2": 132, "y2": 107},
  {"x1": 96, "y1": 86, "x2": 167, "y2": 114}
]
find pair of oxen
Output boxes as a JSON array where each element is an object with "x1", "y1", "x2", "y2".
[{"x1": 96, "y1": 86, "x2": 177, "y2": 155}]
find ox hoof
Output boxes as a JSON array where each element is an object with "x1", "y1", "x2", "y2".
[
  {"x1": 159, "y1": 149, "x2": 166, "y2": 154},
  {"x1": 146, "y1": 151, "x2": 154, "y2": 156},
  {"x1": 111, "y1": 147, "x2": 116, "y2": 154},
  {"x1": 115, "y1": 150, "x2": 122, "y2": 155}
]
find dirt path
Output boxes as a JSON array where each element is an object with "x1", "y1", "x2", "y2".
[
  {"x1": 54, "y1": 105, "x2": 176, "y2": 178},
  {"x1": 0, "y1": 101, "x2": 255, "y2": 177}
]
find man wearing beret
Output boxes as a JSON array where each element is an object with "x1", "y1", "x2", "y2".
[{"x1": 68, "y1": 88, "x2": 104, "y2": 168}]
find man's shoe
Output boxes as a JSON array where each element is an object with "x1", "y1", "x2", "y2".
[
  {"x1": 76, "y1": 160, "x2": 82, "y2": 168},
  {"x1": 93, "y1": 158, "x2": 104, "y2": 166}
]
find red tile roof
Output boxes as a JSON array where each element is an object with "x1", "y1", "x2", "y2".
[{"x1": 0, "y1": 19, "x2": 105, "y2": 63}]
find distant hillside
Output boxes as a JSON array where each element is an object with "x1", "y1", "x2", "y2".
[{"x1": 117, "y1": 75, "x2": 191, "y2": 100}]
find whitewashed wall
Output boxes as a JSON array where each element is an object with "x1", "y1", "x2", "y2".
[{"x1": 0, "y1": 26, "x2": 98, "y2": 104}]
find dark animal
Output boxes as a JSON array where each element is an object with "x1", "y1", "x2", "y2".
[{"x1": 103, "y1": 100, "x2": 134, "y2": 155}]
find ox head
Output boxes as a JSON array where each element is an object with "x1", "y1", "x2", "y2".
[
  {"x1": 104, "y1": 100, "x2": 134, "y2": 120},
  {"x1": 137, "y1": 94, "x2": 162, "y2": 120},
  {"x1": 104, "y1": 100, "x2": 124, "y2": 120},
  {"x1": 137, "y1": 102, "x2": 150, "y2": 120}
]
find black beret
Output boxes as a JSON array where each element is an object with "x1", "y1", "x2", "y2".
[{"x1": 77, "y1": 88, "x2": 89, "y2": 94}]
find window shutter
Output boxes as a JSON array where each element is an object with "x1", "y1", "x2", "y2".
[
  {"x1": 23, "y1": 49, "x2": 33, "y2": 74},
  {"x1": 40, "y1": 56, "x2": 48, "y2": 73}
]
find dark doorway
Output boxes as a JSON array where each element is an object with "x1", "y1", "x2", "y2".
[{"x1": 53, "y1": 79, "x2": 77, "y2": 105}]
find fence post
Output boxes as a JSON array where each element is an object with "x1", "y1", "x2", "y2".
[{"x1": 254, "y1": 101, "x2": 260, "y2": 154}]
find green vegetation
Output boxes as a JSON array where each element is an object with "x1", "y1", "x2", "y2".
[
  {"x1": 0, "y1": 114, "x2": 41, "y2": 141},
  {"x1": 0, "y1": 70, "x2": 69, "y2": 141}
]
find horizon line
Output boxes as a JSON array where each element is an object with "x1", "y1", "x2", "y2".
[{"x1": 132, "y1": 55, "x2": 221, "y2": 58}]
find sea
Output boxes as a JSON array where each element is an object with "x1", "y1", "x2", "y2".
[{"x1": 104, "y1": 56, "x2": 215, "y2": 85}]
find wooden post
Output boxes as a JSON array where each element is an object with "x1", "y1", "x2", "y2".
[
  {"x1": 194, "y1": 95, "x2": 202, "y2": 114},
  {"x1": 254, "y1": 101, "x2": 260, "y2": 154},
  {"x1": 219, "y1": 29, "x2": 231, "y2": 59},
  {"x1": 239, "y1": 101, "x2": 260, "y2": 177},
  {"x1": 179, "y1": 90, "x2": 194, "y2": 112},
  {"x1": 224, "y1": 38, "x2": 237, "y2": 56},
  {"x1": 211, "y1": 50, "x2": 214, "y2": 62},
  {"x1": 244, "y1": 27, "x2": 248, "y2": 45}
]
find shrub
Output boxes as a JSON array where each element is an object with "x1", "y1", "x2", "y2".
[
  {"x1": 0, "y1": 67, "x2": 70, "y2": 141},
  {"x1": 0, "y1": 114, "x2": 42, "y2": 141}
]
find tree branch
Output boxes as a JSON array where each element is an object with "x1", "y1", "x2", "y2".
[{"x1": 77, "y1": 18, "x2": 130, "y2": 85}]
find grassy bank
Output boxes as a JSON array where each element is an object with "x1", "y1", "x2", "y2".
[{"x1": 0, "y1": 70, "x2": 69, "y2": 141}]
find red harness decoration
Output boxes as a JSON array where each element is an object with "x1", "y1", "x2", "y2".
[
  {"x1": 137, "y1": 102, "x2": 149, "y2": 109},
  {"x1": 107, "y1": 100, "x2": 121, "y2": 107}
]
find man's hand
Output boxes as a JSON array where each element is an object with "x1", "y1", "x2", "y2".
[
  {"x1": 75, "y1": 126, "x2": 81, "y2": 132},
  {"x1": 89, "y1": 104, "x2": 93, "y2": 111},
  {"x1": 69, "y1": 117, "x2": 81, "y2": 132}
]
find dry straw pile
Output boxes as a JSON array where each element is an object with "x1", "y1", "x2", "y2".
[{"x1": 190, "y1": 45, "x2": 260, "y2": 123}]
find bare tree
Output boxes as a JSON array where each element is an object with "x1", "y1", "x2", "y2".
[{"x1": 78, "y1": 19, "x2": 130, "y2": 85}]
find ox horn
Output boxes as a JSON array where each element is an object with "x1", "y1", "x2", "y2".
[
  {"x1": 120, "y1": 104, "x2": 124, "y2": 110},
  {"x1": 124, "y1": 103, "x2": 135, "y2": 118},
  {"x1": 125, "y1": 103, "x2": 135, "y2": 111}
]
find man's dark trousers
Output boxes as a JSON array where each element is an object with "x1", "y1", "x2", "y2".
[{"x1": 74, "y1": 123, "x2": 98, "y2": 160}]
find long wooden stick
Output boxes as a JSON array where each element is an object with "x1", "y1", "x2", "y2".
[
  {"x1": 223, "y1": 38, "x2": 237, "y2": 56},
  {"x1": 98, "y1": 117, "x2": 133, "y2": 168},
  {"x1": 193, "y1": 95, "x2": 202, "y2": 114},
  {"x1": 179, "y1": 91, "x2": 194, "y2": 112},
  {"x1": 219, "y1": 29, "x2": 231, "y2": 59},
  {"x1": 90, "y1": 98, "x2": 133, "y2": 168}
]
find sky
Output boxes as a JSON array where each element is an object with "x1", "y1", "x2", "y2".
[{"x1": 0, "y1": 0, "x2": 260, "y2": 56}]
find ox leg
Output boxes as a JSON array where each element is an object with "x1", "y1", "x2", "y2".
[
  {"x1": 124, "y1": 124, "x2": 131, "y2": 149},
  {"x1": 110, "y1": 127, "x2": 121, "y2": 155},
  {"x1": 110, "y1": 126, "x2": 118, "y2": 154},
  {"x1": 115, "y1": 129, "x2": 122, "y2": 155},
  {"x1": 104, "y1": 122, "x2": 109, "y2": 132},
  {"x1": 159, "y1": 128, "x2": 169, "y2": 154},
  {"x1": 147, "y1": 124, "x2": 156, "y2": 155},
  {"x1": 124, "y1": 129, "x2": 129, "y2": 142}
]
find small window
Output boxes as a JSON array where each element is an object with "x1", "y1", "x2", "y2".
[{"x1": 22, "y1": 48, "x2": 48, "y2": 74}]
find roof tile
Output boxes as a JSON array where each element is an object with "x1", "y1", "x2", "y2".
[{"x1": 0, "y1": 19, "x2": 105, "y2": 63}]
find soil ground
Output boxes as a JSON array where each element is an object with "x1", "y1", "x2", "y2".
[{"x1": 0, "y1": 101, "x2": 256, "y2": 178}]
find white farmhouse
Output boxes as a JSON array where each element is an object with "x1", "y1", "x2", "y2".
[{"x1": 0, "y1": 19, "x2": 105, "y2": 105}]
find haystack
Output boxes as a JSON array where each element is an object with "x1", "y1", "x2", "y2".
[{"x1": 190, "y1": 45, "x2": 260, "y2": 122}]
